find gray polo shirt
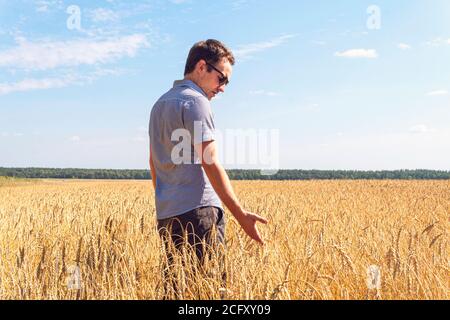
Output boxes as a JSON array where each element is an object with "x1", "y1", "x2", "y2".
[{"x1": 149, "y1": 79, "x2": 223, "y2": 220}]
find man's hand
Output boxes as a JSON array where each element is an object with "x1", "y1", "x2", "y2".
[{"x1": 234, "y1": 209, "x2": 268, "y2": 245}]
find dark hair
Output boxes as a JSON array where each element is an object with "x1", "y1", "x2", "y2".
[{"x1": 184, "y1": 39, "x2": 235, "y2": 76}]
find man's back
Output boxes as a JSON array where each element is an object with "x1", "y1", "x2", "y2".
[{"x1": 149, "y1": 79, "x2": 222, "y2": 220}]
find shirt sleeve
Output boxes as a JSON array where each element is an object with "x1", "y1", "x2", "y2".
[{"x1": 183, "y1": 96, "x2": 216, "y2": 145}]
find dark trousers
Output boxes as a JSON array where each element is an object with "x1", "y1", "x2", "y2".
[{"x1": 157, "y1": 206, "x2": 226, "y2": 299}]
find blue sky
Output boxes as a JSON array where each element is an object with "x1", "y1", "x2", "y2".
[{"x1": 0, "y1": 0, "x2": 449, "y2": 170}]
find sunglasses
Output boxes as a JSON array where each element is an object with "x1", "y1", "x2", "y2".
[{"x1": 205, "y1": 61, "x2": 229, "y2": 86}]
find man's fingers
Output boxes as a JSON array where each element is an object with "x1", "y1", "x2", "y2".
[
  {"x1": 240, "y1": 211, "x2": 268, "y2": 245},
  {"x1": 249, "y1": 214, "x2": 267, "y2": 244},
  {"x1": 257, "y1": 216, "x2": 269, "y2": 224},
  {"x1": 250, "y1": 228, "x2": 264, "y2": 245},
  {"x1": 250, "y1": 213, "x2": 268, "y2": 224},
  {"x1": 246, "y1": 222, "x2": 264, "y2": 245},
  {"x1": 254, "y1": 229, "x2": 265, "y2": 245}
]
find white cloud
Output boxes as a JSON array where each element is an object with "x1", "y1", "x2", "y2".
[
  {"x1": 70, "y1": 136, "x2": 81, "y2": 142},
  {"x1": 409, "y1": 124, "x2": 437, "y2": 134},
  {"x1": 35, "y1": 0, "x2": 63, "y2": 13},
  {"x1": 36, "y1": 3, "x2": 49, "y2": 12},
  {"x1": 249, "y1": 90, "x2": 280, "y2": 97},
  {"x1": 169, "y1": 0, "x2": 189, "y2": 3},
  {"x1": 233, "y1": 34, "x2": 296, "y2": 60},
  {"x1": 397, "y1": 43, "x2": 411, "y2": 50},
  {"x1": 312, "y1": 40, "x2": 326, "y2": 46},
  {"x1": 89, "y1": 8, "x2": 120, "y2": 23},
  {"x1": 0, "y1": 77, "x2": 75, "y2": 95},
  {"x1": 427, "y1": 90, "x2": 448, "y2": 96},
  {"x1": 425, "y1": 37, "x2": 450, "y2": 47},
  {"x1": 0, "y1": 34, "x2": 149, "y2": 70},
  {"x1": 305, "y1": 103, "x2": 319, "y2": 111},
  {"x1": 0, "y1": 132, "x2": 24, "y2": 137},
  {"x1": 0, "y1": 68, "x2": 124, "y2": 95},
  {"x1": 232, "y1": 0, "x2": 249, "y2": 10},
  {"x1": 335, "y1": 49, "x2": 378, "y2": 59}
]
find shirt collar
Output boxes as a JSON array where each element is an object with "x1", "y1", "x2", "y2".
[{"x1": 173, "y1": 79, "x2": 208, "y2": 98}]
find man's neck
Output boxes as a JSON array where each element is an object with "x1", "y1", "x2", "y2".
[
  {"x1": 184, "y1": 74, "x2": 197, "y2": 84},
  {"x1": 183, "y1": 75, "x2": 207, "y2": 96}
]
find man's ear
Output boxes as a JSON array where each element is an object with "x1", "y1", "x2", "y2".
[{"x1": 196, "y1": 59, "x2": 207, "y2": 73}]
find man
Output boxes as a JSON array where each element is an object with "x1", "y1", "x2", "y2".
[{"x1": 148, "y1": 39, "x2": 268, "y2": 297}]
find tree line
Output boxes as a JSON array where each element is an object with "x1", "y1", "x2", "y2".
[{"x1": 1, "y1": 167, "x2": 449, "y2": 180}]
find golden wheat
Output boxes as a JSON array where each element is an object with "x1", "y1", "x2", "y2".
[{"x1": 0, "y1": 179, "x2": 448, "y2": 299}]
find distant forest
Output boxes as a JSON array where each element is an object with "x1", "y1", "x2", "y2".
[{"x1": 1, "y1": 167, "x2": 449, "y2": 180}]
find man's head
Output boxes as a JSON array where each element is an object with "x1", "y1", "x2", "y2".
[{"x1": 184, "y1": 39, "x2": 235, "y2": 101}]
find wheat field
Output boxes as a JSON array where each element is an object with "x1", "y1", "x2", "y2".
[{"x1": 0, "y1": 178, "x2": 448, "y2": 300}]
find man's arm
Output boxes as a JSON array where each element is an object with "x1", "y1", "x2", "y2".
[
  {"x1": 149, "y1": 147, "x2": 156, "y2": 190},
  {"x1": 195, "y1": 140, "x2": 268, "y2": 245}
]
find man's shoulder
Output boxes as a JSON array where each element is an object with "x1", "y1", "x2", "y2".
[
  {"x1": 153, "y1": 89, "x2": 209, "y2": 115},
  {"x1": 159, "y1": 86, "x2": 206, "y2": 103}
]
